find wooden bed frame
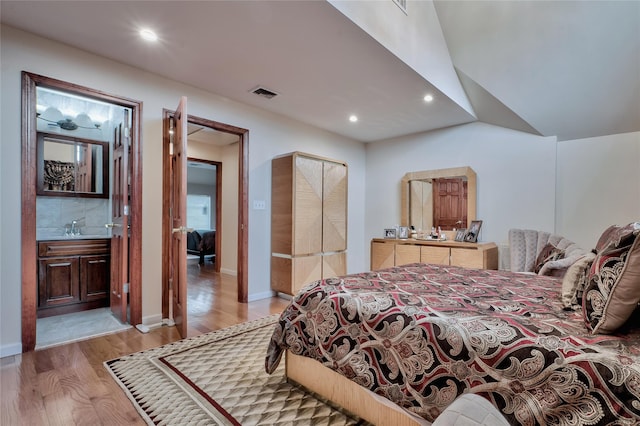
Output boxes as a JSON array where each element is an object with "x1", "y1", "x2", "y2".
[{"x1": 285, "y1": 351, "x2": 427, "y2": 426}]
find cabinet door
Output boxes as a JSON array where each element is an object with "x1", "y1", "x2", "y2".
[
  {"x1": 293, "y1": 156, "x2": 323, "y2": 255},
  {"x1": 323, "y1": 161, "x2": 347, "y2": 252},
  {"x1": 270, "y1": 255, "x2": 322, "y2": 296},
  {"x1": 38, "y1": 257, "x2": 80, "y2": 308},
  {"x1": 395, "y1": 245, "x2": 421, "y2": 266},
  {"x1": 450, "y1": 248, "x2": 483, "y2": 268},
  {"x1": 81, "y1": 254, "x2": 110, "y2": 302},
  {"x1": 323, "y1": 252, "x2": 346, "y2": 279},
  {"x1": 421, "y1": 246, "x2": 450, "y2": 266},
  {"x1": 371, "y1": 242, "x2": 395, "y2": 270},
  {"x1": 271, "y1": 155, "x2": 294, "y2": 255}
]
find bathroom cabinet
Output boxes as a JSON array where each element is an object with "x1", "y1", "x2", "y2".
[{"x1": 37, "y1": 238, "x2": 111, "y2": 318}]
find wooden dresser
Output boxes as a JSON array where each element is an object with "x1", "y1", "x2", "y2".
[{"x1": 371, "y1": 238, "x2": 498, "y2": 271}]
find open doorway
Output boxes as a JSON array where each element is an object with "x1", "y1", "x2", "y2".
[
  {"x1": 162, "y1": 108, "x2": 249, "y2": 337},
  {"x1": 21, "y1": 72, "x2": 142, "y2": 352},
  {"x1": 186, "y1": 159, "x2": 222, "y2": 271}
]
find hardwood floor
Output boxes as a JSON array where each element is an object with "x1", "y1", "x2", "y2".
[{"x1": 1, "y1": 263, "x2": 290, "y2": 425}]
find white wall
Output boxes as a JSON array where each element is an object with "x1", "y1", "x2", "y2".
[
  {"x1": 329, "y1": 0, "x2": 473, "y2": 115},
  {"x1": 0, "y1": 25, "x2": 367, "y2": 357},
  {"x1": 365, "y1": 124, "x2": 640, "y2": 269},
  {"x1": 556, "y1": 131, "x2": 640, "y2": 249},
  {"x1": 365, "y1": 122, "x2": 558, "y2": 267}
]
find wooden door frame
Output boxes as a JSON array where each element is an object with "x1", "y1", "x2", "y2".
[
  {"x1": 186, "y1": 158, "x2": 223, "y2": 273},
  {"x1": 161, "y1": 110, "x2": 248, "y2": 322},
  {"x1": 20, "y1": 72, "x2": 143, "y2": 352}
]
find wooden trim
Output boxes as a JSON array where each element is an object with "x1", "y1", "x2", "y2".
[
  {"x1": 161, "y1": 112, "x2": 249, "y2": 314},
  {"x1": 21, "y1": 72, "x2": 143, "y2": 351},
  {"x1": 128, "y1": 101, "x2": 143, "y2": 327},
  {"x1": 237, "y1": 129, "x2": 248, "y2": 303},
  {"x1": 161, "y1": 109, "x2": 172, "y2": 321},
  {"x1": 21, "y1": 72, "x2": 38, "y2": 352}
]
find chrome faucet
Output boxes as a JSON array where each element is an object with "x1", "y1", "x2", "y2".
[{"x1": 70, "y1": 220, "x2": 80, "y2": 236}]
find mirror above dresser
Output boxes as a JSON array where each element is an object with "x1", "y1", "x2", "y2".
[{"x1": 400, "y1": 166, "x2": 476, "y2": 231}]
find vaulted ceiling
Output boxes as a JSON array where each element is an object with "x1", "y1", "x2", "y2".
[{"x1": 1, "y1": 0, "x2": 638, "y2": 142}]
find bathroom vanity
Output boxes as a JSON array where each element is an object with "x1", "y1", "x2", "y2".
[{"x1": 37, "y1": 237, "x2": 111, "y2": 318}]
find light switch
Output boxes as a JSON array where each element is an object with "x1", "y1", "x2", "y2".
[{"x1": 253, "y1": 200, "x2": 266, "y2": 210}]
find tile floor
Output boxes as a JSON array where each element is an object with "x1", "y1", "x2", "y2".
[{"x1": 36, "y1": 307, "x2": 132, "y2": 349}]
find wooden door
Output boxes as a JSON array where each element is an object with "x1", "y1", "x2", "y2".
[
  {"x1": 171, "y1": 97, "x2": 188, "y2": 338},
  {"x1": 109, "y1": 112, "x2": 129, "y2": 322},
  {"x1": 433, "y1": 178, "x2": 467, "y2": 230}
]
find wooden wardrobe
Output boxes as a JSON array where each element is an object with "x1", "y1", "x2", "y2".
[{"x1": 271, "y1": 152, "x2": 347, "y2": 295}]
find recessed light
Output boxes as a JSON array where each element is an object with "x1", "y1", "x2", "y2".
[
  {"x1": 140, "y1": 29, "x2": 158, "y2": 42},
  {"x1": 349, "y1": 115, "x2": 358, "y2": 123},
  {"x1": 423, "y1": 94, "x2": 434, "y2": 102}
]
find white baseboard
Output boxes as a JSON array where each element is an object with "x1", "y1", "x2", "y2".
[
  {"x1": 0, "y1": 342, "x2": 22, "y2": 358},
  {"x1": 138, "y1": 313, "x2": 164, "y2": 331},
  {"x1": 247, "y1": 290, "x2": 277, "y2": 302}
]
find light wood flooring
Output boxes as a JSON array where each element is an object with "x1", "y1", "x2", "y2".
[{"x1": 1, "y1": 263, "x2": 290, "y2": 425}]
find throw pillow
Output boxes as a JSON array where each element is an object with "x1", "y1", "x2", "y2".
[
  {"x1": 534, "y1": 243, "x2": 565, "y2": 274},
  {"x1": 561, "y1": 252, "x2": 596, "y2": 310},
  {"x1": 594, "y1": 225, "x2": 618, "y2": 253},
  {"x1": 583, "y1": 223, "x2": 640, "y2": 334}
]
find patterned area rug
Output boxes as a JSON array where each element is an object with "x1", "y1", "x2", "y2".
[{"x1": 105, "y1": 315, "x2": 368, "y2": 425}]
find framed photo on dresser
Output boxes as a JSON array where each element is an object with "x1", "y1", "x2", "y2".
[
  {"x1": 464, "y1": 220, "x2": 483, "y2": 243},
  {"x1": 455, "y1": 228, "x2": 467, "y2": 242}
]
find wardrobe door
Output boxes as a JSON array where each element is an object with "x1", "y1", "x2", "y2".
[
  {"x1": 322, "y1": 252, "x2": 346, "y2": 279},
  {"x1": 293, "y1": 155, "x2": 323, "y2": 255},
  {"x1": 322, "y1": 161, "x2": 347, "y2": 253}
]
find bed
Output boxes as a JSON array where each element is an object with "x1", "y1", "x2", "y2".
[
  {"x1": 186, "y1": 229, "x2": 215, "y2": 264},
  {"x1": 265, "y1": 260, "x2": 640, "y2": 425}
]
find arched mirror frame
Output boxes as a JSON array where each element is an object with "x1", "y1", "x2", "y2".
[{"x1": 400, "y1": 166, "x2": 477, "y2": 228}]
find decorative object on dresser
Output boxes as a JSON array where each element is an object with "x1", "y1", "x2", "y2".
[
  {"x1": 371, "y1": 238, "x2": 498, "y2": 270},
  {"x1": 270, "y1": 152, "x2": 347, "y2": 296},
  {"x1": 464, "y1": 219, "x2": 483, "y2": 243},
  {"x1": 454, "y1": 228, "x2": 467, "y2": 241},
  {"x1": 37, "y1": 238, "x2": 111, "y2": 318}
]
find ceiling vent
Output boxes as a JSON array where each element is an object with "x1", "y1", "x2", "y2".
[{"x1": 251, "y1": 86, "x2": 279, "y2": 99}]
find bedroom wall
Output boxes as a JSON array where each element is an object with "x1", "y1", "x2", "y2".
[
  {"x1": 365, "y1": 124, "x2": 640, "y2": 268},
  {"x1": 365, "y1": 122, "x2": 558, "y2": 267},
  {"x1": 0, "y1": 25, "x2": 367, "y2": 356},
  {"x1": 556, "y1": 131, "x2": 640, "y2": 250}
]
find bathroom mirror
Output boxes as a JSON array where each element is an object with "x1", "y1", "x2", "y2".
[
  {"x1": 36, "y1": 133, "x2": 109, "y2": 198},
  {"x1": 401, "y1": 166, "x2": 476, "y2": 230}
]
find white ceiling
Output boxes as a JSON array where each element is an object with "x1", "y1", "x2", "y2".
[{"x1": 1, "y1": 1, "x2": 638, "y2": 143}]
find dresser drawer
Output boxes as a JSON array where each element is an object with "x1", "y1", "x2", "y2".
[{"x1": 38, "y1": 239, "x2": 110, "y2": 257}]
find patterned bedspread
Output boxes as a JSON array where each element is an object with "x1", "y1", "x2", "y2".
[{"x1": 265, "y1": 263, "x2": 640, "y2": 425}]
